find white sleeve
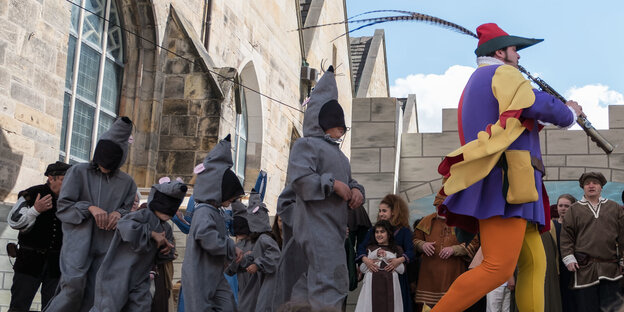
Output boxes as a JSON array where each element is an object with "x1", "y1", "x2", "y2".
[
  {"x1": 7, "y1": 197, "x2": 40, "y2": 232},
  {"x1": 395, "y1": 263, "x2": 405, "y2": 274}
]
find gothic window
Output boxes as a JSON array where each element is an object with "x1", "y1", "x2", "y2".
[
  {"x1": 233, "y1": 86, "x2": 248, "y2": 183},
  {"x1": 61, "y1": 0, "x2": 124, "y2": 163}
]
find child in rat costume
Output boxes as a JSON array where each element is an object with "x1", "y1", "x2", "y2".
[
  {"x1": 90, "y1": 178, "x2": 187, "y2": 311},
  {"x1": 182, "y1": 135, "x2": 244, "y2": 311},
  {"x1": 287, "y1": 65, "x2": 366, "y2": 309},
  {"x1": 45, "y1": 117, "x2": 137, "y2": 312},
  {"x1": 226, "y1": 190, "x2": 280, "y2": 312}
]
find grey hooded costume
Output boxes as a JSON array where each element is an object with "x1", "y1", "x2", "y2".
[
  {"x1": 286, "y1": 67, "x2": 365, "y2": 308},
  {"x1": 90, "y1": 180, "x2": 186, "y2": 312},
  {"x1": 182, "y1": 136, "x2": 242, "y2": 312},
  {"x1": 226, "y1": 191, "x2": 280, "y2": 312},
  {"x1": 45, "y1": 117, "x2": 137, "y2": 312}
]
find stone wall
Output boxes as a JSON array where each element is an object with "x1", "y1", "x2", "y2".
[
  {"x1": 351, "y1": 97, "x2": 401, "y2": 219},
  {"x1": 398, "y1": 105, "x2": 624, "y2": 202}
]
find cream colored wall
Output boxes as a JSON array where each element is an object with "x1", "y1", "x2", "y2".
[{"x1": 365, "y1": 42, "x2": 389, "y2": 98}]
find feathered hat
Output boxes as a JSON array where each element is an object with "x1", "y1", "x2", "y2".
[
  {"x1": 475, "y1": 23, "x2": 543, "y2": 56},
  {"x1": 148, "y1": 177, "x2": 188, "y2": 217}
]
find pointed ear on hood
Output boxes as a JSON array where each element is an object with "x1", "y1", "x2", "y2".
[{"x1": 302, "y1": 66, "x2": 338, "y2": 138}]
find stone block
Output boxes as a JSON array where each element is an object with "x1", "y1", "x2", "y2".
[
  {"x1": 352, "y1": 172, "x2": 394, "y2": 199},
  {"x1": 164, "y1": 58, "x2": 191, "y2": 75},
  {"x1": 559, "y1": 167, "x2": 584, "y2": 180},
  {"x1": 42, "y1": 0, "x2": 71, "y2": 33},
  {"x1": 8, "y1": 0, "x2": 40, "y2": 31},
  {"x1": 351, "y1": 122, "x2": 395, "y2": 148},
  {"x1": 588, "y1": 129, "x2": 624, "y2": 155},
  {"x1": 170, "y1": 116, "x2": 198, "y2": 136},
  {"x1": 198, "y1": 117, "x2": 220, "y2": 137},
  {"x1": 544, "y1": 167, "x2": 559, "y2": 181},
  {"x1": 609, "y1": 106, "x2": 624, "y2": 129},
  {"x1": 0, "y1": 112, "x2": 21, "y2": 134},
  {"x1": 585, "y1": 168, "x2": 611, "y2": 180},
  {"x1": 351, "y1": 148, "x2": 380, "y2": 173},
  {"x1": 22, "y1": 36, "x2": 56, "y2": 72},
  {"x1": 442, "y1": 108, "x2": 458, "y2": 132},
  {"x1": 380, "y1": 148, "x2": 396, "y2": 173},
  {"x1": 366, "y1": 198, "x2": 382, "y2": 219},
  {"x1": 160, "y1": 116, "x2": 170, "y2": 135},
  {"x1": 200, "y1": 136, "x2": 218, "y2": 151},
  {"x1": 156, "y1": 151, "x2": 195, "y2": 175},
  {"x1": 399, "y1": 157, "x2": 442, "y2": 182},
  {"x1": 543, "y1": 155, "x2": 565, "y2": 167},
  {"x1": 404, "y1": 183, "x2": 433, "y2": 202},
  {"x1": 10, "y1": 82, "x2": 44, "y2": 112},
  {"x1": 3, "y1": 131, "x2": 34, "y2": 156},
  {"x1": 399, "y1": 182, "x2": 424, "y2": 192},
  {"x1": 2, "y1": 272, "x2": 11, "y2": 289},
  {"x1": 162, "y1": 99, "x2": 188, "y2": 116},
  {"x1": 611, "y1": 169, "x2": 624, "y2": 183},
  {"x1": 159, "y1": 136, "x2": 200, "y2": 151},
  {"x1": 609, "y1": 154, "x2": 624, "y2": 170},
  {"x1": 370, "y1": 98, "x2": 396, "y2": 122},
  {"x1": 352, "y1": 98, "x2": 370, "y2": 122},
  {"x1": 422, "y1": 132, "x2": 460, "y2": 156},
  {"x1": 14, "y1": 103, "x2": 56, "y2": 134},
  {"x1": 185, "y1": 74, "x2": 211, "y2": 100},
  {"x1": 545, "y1": 130, "x2": 588, "y2": 155},
  {"x1": 164, "y1": 76, "x2": 185, "y2": 99},
  {"x1": 401, "y1": 133, "x2": 422, "y2": 157},
  {"x1": 566, "y1": 155, "x2": 608, "y2": 168},
  {"x1": 22, "y1": 124, "x2": 57, "y2": 146}
]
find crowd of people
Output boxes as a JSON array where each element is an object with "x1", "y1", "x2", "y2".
[{"x1": 5, "y1": 22, "x2": 624, "y2": 312}]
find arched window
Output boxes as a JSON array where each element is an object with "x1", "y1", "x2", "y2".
[
  {"x1": 60, "y1": 0, "x2": 124, "y2": 163},
  {"x1": 233, "y1": 85, "x2": 248, "y2": 183}
]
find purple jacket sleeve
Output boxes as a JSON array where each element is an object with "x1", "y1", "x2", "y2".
[{"x1": 521, "y1": 90, "x2": 575, "y2": 128}]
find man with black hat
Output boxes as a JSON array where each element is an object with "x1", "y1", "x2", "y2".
[
  {"x1": 560, "y1": 172, "x2": 624, "y2": 311},
  {"x1": 433, "y1": 23, "x2": 583, "y2": 311},
  {"x1": 7, "y1": 161, "x2": 70, "y2": 312},
  {"x1": 44, "y1": 117, "x2": 137, "y2": 312}
]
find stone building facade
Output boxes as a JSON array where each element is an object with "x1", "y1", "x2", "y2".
[{"x1": 0, "y1": 0, "x2": 357, "y2": 309}]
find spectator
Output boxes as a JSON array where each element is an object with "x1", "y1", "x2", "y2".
[
  {"x1": 552, "y1": 194, "x2": 577, "y2": 312},
  {"x1": 7, "y1": 161, "x2": 70, "y2": 311},
  {"x1": 413, "y1": 211, "x2": 479, "y2": 308},
  {"x1": 357, "y1": 194, "x2": 415, "y2": 312},
  {"x1": 560, "y1": 172, "x2": 624, "y2": 311}
]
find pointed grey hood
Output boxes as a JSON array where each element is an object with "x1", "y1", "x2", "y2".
[
  {"x1": 193, "y1": 135, "x2": 236, "y2": 204},
  {"x1": 246, "y1": 190, "x2": 271, "y2": 233},
  {"x1": 231, "y1": 199, "x2": 247, "y2": 217},
  {"x1": 92, "y1": 116, "x2": 133, "y2": 170},
  {"x1": 302, "y1": 66, "x2": 338, "y2": 137}
]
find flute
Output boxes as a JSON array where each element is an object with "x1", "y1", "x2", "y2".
[{"x1": 518, "y1": 65, "x2": 615, "y2": 154}]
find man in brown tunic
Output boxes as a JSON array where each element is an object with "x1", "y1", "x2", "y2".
[{"x1": 560, "y1": 172, "x2": 624, "y2": 311}]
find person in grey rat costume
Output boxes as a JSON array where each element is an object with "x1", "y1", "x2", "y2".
[
  {"x1": 226, "y1": 190, "x2": 280, "y2": 312},
  {"x1": 90, "y1": 179, "x2": 187, "y2": 312},
  {"x1": 286, "y1": 66, "x2": 366, "y2": 309},
  {"x1": 182, "y1": 135, "x2": 244, "y2": 312},
  {"x1": 44, "y1": 117, "x2": 137, "y2": 312}
]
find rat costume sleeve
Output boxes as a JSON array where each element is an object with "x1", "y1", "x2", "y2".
[
  {"x1": 182, "y1": 136, "x2": 243, "y2": 312},
  {"x1": 44, "y1": 117, "x2": 136, "y2": 312},
  {"x1": 89, "y1": 180, "x2": 186, "y2": 312},
  {"x1": 287, "y1": 66, "x2": 366, "y2": 309}
]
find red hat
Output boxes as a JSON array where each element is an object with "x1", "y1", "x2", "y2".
[{"x1": 475, "y1": 23, "x2": 543, "y2": 56}]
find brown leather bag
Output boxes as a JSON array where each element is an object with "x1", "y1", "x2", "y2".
[{"x1": 6, "y1": 243, "x2": 18, "y2": 258}]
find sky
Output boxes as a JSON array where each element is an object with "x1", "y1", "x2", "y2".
[{"x1": 345, "y1": 0, "x2": 624, "y2": 132}]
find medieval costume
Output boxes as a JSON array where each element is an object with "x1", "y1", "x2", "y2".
[
  {"x1": 412, "y1": 213, "x2": 479, "y2": 306},
  {"x1": 286, "y1": 65, "x2": 365, "y2": 309},
  {"x1": 552, "y1": 218, "x2": 578, "y2": 312},
  {"x1": 560, "y1": 173, "x2": 624, "y2": 311},
  {"x1": 226, "y1": 191, "x2": 281, "y2": 312},
  {"x1": 90, "y1": 179, "x2": 187, "y2": 311},
  {"x1": 181, "y1": 135, "x2": 244, "y2": 312},
  {"x1": 355, "y1": 245, "x2": 405, "y2": 312},
  {"x1": 8, "y1": 161, "x2": 71, "y2": 311},
  {"x1": 432, "y1": 23, "x2": 576, "y2": 312},
  {"x1": 540, "y1": 220, "x2": 563, "y2": 312},
  {"x1": 45, "y1": 117, "x2": 137, "y2": 312}
]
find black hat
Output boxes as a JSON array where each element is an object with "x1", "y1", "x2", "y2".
[
  {"x1": 579, "y1": 172, "x2": 607, "y2": 188},
  {"x1": 221, "y1": 169, "x2": 244, "y2": 203},
  {"x1": 45, "y1": 161, "x2": 71, "y2": 177},
  {"x1": 318, "y1": 99, "x2": 346, "y2": 132}
]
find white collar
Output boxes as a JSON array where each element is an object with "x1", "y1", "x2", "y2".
[
  {"x1": 476, "y1": 56, "x2": 504, "y2": 66},
  {"x1": 579, "y1": 196, "x2": 608, "y2": 218}
]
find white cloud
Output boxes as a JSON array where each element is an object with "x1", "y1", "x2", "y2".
[
  {"x1": 391, "y1": 66, "x2": 624, "y2": 132},
  {"x1": 390, "y1": 65, "x2": 474, "y2": 132},
  {"x1": 565, "y1": 84, "x2": 624, "y2": 129}
]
